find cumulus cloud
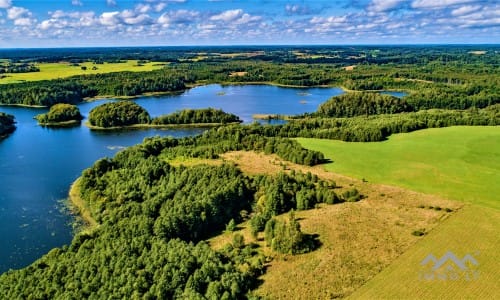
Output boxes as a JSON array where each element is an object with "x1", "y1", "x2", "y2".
[
  {"x1": 210, "y1": 9, "x2": 242, "y2": 22},
  {"x1": 157, "y1": 9, "x2": 200, "y2": 25},
  {"x1": 285, "y1": 4, "x2": 315, "y2": 15},
  {"x1": 135, "y1": 4, "x2": 151, "y2": 14},
  {"x1": 368, "y1": 0, "x2": 407, "y2": 12},
  {"x1": 451, "y1": 5, "x2": 482, "y2": 16},
  {"x1": 99, "y1": 9, "x2": 153, "y2": 26},
  {"x1": 7, "y1": 7, "x2": 32, "y2": 20},
  {"x1": 106, "y1": 0, "x2": 117, "y2": 6},
  {"x1": 72, "y1": 0, "x2": 83, "y2": 6},
  {"x1": 0, "y1": 0, "x2": 11, "y2": 9},
  {"x1": 210, "y1": 9, "x2": 261, "y2": 25},
  {"x1": 14, "y1": 17, "x2": 33, "y2": 26},
  {"x1": 412, "y1": 0, "x2": 477, "y2": 9}
]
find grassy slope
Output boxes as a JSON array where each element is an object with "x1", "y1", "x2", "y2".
[
  {"x1": 0, "y1": 60, "x2": 164, "y2": 84},
  {"x1": 297, "y1": 126, "x2": 500, "y2": 210}
]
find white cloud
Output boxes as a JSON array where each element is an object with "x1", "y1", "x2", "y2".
[
  {"x1": 451, "y1": 5, "x2": 482, "y2": 16},
  {"x1": 106, "y1": 0, "x2": 117, "y2": 6},
  {"x1": 285, "y1": 4, "x2": 316, "y2": 15},
  {"x1": 14, "y1": 17, "x2": 33, "y2": 26},
  {"x1": 99, "y1": 11, "x2": 120, "y2": 26},
  {"x1": 368, "y1": 0, "x2": 407, "y2": 12},
  {"x1": 210, "y1": 9, "x2": 243, "y2": 22},
  {"x1": 157, "y1": 9, "x2": 199, "y2": 25},
  {"x1": 7, "y1": 7, "x2": 31, "y2": 20},
  {"x1": 0, "y1": 0, "x2": 11, "y2": 9},
  {"x1": 99, "y1": 10, "x2": 153, "y2": 26},
  {"x1": 72, "y1": 0, "x2": 83, "y2": 6},
  {"x1": 135, "y1": 4, "x2": 151, "y2": 14},
  {"x1": 155, "y1": 3, "x2": 167, "y2": 12},
  {"x1": 412, "y1": 0, "x2": 477, "y2": 9}
]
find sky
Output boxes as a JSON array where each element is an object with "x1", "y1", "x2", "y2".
[{"x1": 0, "y1": 0, "x2": 498, "y2": 47}]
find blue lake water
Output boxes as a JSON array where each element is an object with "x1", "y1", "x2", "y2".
[{"x1": 0, "y1": 84, "x2": 344, "y2": 273}]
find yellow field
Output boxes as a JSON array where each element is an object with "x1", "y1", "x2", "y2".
[
  {"x1": 0, "y1": 60, "x2": 165, "y2": 84},
  {"x1": 350, "y1": 204, "x2": 500, "y2": 299}
]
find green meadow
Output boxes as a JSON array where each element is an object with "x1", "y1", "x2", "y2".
[
  {"x1": 299, "y1": 126, "x2": 500, "y2": 298},
  {"x1": 0, "y1": 60, "x2": 164, "y2": 84},
  {"x1": 297, "y1": 126, "x2": 500, "y2": 209}
]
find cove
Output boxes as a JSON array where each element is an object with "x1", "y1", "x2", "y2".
[{"x1": 0, "y1": 84, "x2": 343, "y2": 273}]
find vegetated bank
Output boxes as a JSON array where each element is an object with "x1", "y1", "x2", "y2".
[
  {"x1": 35, "y1": 103, "x2": 83, "y2": 127},
  {"x1": 0, "y1": 112, "x2": 15, "y2": 138}
]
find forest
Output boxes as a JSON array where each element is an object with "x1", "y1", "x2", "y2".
[
  {"x1": 0, "y1": 131, "x2": 348, "y2": 298},
  {"x1": 151, "y1": 108, "x2": 241, "y2": 125}
]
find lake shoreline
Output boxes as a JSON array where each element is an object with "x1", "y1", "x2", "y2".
[
  {"x1": 84, "y1": 121, "x2": 242, "y2": 131},
  {"x1": 68, "y1": 178, "x2": 98, "y2": 230},
  {"x1": 37, "y1": 120, "x2": 81, "y2": 127}
]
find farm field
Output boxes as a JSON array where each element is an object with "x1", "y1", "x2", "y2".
[
  {"x1": 0, "y1": 60, "x2": 164, "y2": 84},
  {"x1": 349, "y1": 204, "x2": 500, "y2": 299},
  {"x1": 297, "y1": 126, "x2": 500, "y2": 210}
]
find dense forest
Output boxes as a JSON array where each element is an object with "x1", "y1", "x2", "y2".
[
  {"x1": 88, "y1": 101, "x2": 151, "y2": 128},
  {"x1": 0, "y1": 112, "x2": 15, "y2": 137},
  {"x1": 152, "y1": 108, "x2": 241, "y2": 125},
  {"x1": 0, "y1": 132, "x2": 346, "y2": 298},
  {"x1": 35, "y1": 103, "x2": 83, "y2": 125}
]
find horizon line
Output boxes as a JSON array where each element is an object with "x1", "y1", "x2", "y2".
[{"x1": 0, "y1": 43, "x2": 499, "y2": 50}]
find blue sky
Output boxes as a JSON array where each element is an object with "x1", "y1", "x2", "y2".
[{"x1": 0, "y1": 0, "x2": 498, "y2": 47}]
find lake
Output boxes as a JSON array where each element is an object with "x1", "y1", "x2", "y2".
[{"x1": 0, "y1": 84, "x2": 344, "y2": 273}]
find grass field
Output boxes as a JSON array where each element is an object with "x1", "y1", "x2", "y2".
[
  {"x1": 349, "y1": 204, "x2": 500, "y2": 300},
  {"x1": 297, "y1": 126, "x2": 500, "y2": 210},
  {"x1": 0, "y1": 60, "x2": 164, "y2": 84},
  {"x1": 297, "y1": 126, "x2": 499, "y2": 299},
  {"x1": 206, "y1": 151, "x2": 461, "y2": 299}
]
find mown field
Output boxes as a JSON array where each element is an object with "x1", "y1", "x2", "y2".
[
  {"x1": 349, "y1": 204, "x2": 500, "y2": 299},
  {"x1": 0, "y1": 60, "x2": 164, "y2": 84},
  {"x1": 297, "y1": 126, "x2": 500, "y2": 210}
]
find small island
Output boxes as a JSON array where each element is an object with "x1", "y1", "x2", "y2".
[
  {"x1": 87, "y1": 101, "x2": 241, "y2": 130},
  {"x1": 0, "y1": 112, "x2": 16, "y2": 138},
  {"x1": 87, "y1": 101, "x2": 151, "y2": 129},
  {"x1": 35, "y1": 103, "x2": 84, "y2": 126}
]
